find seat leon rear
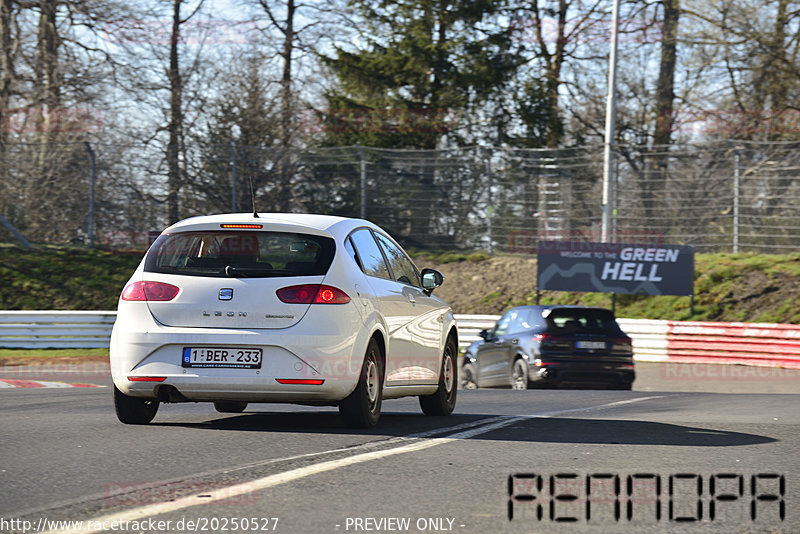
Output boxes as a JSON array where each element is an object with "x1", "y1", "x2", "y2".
[{"x1": 110, "y1": 213, "x2": 458, "y2": 427}]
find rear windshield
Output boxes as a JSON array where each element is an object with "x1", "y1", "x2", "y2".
[
  {"x1": 544, "y1": 308, "x2": 620, "y2": 335},
  {"x1": 144, "y1": 231, "x2": 335, "y2": 278}
]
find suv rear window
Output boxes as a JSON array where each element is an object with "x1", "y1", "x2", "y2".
[
  {"x1": 144, "y1": 231, "x2": 335, "y2": 278},
  {"x1": 544, "y1": 308, "x2": 619, "y2": 334}
]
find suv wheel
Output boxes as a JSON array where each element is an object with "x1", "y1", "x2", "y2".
[
  {"x1": 461, "y1": 361, "x2": 478, "y2": 390},
  {"x1": 511, "y1": 359, "x2": 530, "y2": 390}
]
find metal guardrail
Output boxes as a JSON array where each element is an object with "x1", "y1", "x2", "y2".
[
  {"x1": 453, "y1": 314, "x2": 498, "y2": 352},
  {"x1": 1, "y1": 312, "x2": 798, "y2": 369},
  {"x1": 0, "y1": 311, "x2": 116, "y2": 349},
  {"x1": 455, "y1": 315, "x2": 800, "y2": 369}
]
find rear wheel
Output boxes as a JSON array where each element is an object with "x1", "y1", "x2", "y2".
[
  {"x1": 114, "y1": 385, "x2": 159, "y2": 424},
  {"x1": 420, "y1": 338, "x2": 457, "y2": 416},
  {"x1": 339, "y1": 338, "x2": 383, "y2": 428},
  {"x1": 461, "y1": 361, "x2": 478, "y2": 390},
  {"x1": 511, "y1": 358, "x2": 530, "y2": 390},
  {"x1": 214, "y1": 401, "x2": 248, "y2": 413}
]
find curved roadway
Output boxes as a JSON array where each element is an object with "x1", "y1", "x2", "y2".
[{"x1": 1, "y1": 362, "x2": 797, "y2": 533}]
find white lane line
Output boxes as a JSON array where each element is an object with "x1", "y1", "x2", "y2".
[{"x1": 46, "y1": 396, "x2": 663, "y2": 534}]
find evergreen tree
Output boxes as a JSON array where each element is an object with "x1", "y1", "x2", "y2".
[{"x1": 321, "y1": 0, "x2": 520, "y2": 149}]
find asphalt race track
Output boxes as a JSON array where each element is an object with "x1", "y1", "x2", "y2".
[{"x1": 1, "y1": 362, "x2": 798, "y2": 534}]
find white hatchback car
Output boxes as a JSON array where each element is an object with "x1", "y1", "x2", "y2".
[{"x1": 110, "y1": 213, "x2": 457, "y2": 427}]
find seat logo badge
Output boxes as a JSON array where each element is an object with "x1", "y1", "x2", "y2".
[{"x1": 219, "y1": 288, "x2": 233, "y2": 300}]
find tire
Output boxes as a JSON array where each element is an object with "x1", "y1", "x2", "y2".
[
  {"x1": 511, "y1": 358, "x2": 530, "y2": 390},
  {"x1": 339, "y1": 338, "x2": 383, "y2": 428},
  {"x1": 461, "y1": 361, "x2": 478, "y2": 390},
  {"x1": 214, "y1": 401, "x2": 248, "y2": 413},
  {"x1": 114, "y1": 385, "x2": 159, "y2": 424},
  {"x1": 419, "y1": 337, "x2": 458, "y2": 416}
]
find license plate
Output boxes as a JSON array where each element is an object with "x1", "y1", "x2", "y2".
[
  {"x1": 182, "y1": 347, "x2": 262, "y2": 369},
  {"x1": 576, "y1": 341, "x2": 607, "y2": 350}
]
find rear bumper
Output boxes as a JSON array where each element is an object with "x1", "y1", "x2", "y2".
[
  {"x1": 530, "y1": 360, "x2": 635, "y2": 386},
  {"x1": 110, "y1": 303, "x2": 368, "y2": 403}
]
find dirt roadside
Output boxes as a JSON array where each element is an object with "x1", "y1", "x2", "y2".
[{"x1": 421, "y1": 255, "x2": 540, "y2": 315}]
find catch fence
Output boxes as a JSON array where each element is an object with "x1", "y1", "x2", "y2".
[{"x1": 0, "y1": 141, "x2": 798, "y2": 253}]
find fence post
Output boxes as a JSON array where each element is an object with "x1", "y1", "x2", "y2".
[
  {"x1": 733, "y1": 146, "x2": 740, "y2": 253},
  {"x1": 356, "y1": 144, "x2": 366, "y2": 219},
  {"x1": 84, "y1": 141, "x2": 96, "y2": 248},
  {"x1": 485, "y1": 147, "x2": 494, "y2": 254}
]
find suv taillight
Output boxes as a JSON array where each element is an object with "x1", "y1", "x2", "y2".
[
  {"x1": 612, "y1": 336, "x2": 633, "y2": 354},
  {"x1": 535, "y1": 334, "x2": 572, "y2": 352},
  {"x1": 276, "y1": 284, "x2": 350, "y2": 304},
  {"x1": 121, "y1": 281, "x2": 180, "y2": 301}
]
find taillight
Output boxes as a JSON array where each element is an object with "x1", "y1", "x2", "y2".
[
  {"x1": 534, "y1": 334, "x2": 571, "y2": 351},
  {"x1": 276, "y1": 284, "x2": 350, "y2": 304},
  {"x1": 121, "y1": 281, "x2": 180, "y2": 301},
  {"x1": 612, "y1": 336, "x2": 633, "y2": 354}
]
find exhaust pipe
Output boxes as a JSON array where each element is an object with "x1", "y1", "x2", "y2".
[{"x1": 156, "y1": 385, "x2": 189, "y2": 403}]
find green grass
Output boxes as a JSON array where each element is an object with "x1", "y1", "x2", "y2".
[{"x1": 0, "y1": 244, "x2": 141, "y2": 310}]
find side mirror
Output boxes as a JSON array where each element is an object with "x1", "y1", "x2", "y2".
[
  {"x1": 421, "y1": 268, "x2": 444, "y2": 292},
  {"x1": 479, "y1": 329, "x2": 489, "y2": 341}
]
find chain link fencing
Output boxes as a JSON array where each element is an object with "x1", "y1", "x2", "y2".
[{"x1": 0, "y1": 140, "x2": 798, "y2": 254}]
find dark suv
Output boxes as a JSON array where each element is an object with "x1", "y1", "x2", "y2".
[{"x1": 461, "y1": 306, "x2": 634, "y2": 390}]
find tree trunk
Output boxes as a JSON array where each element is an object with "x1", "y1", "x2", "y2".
[
  {"x1": 653, "y1": 0, "x2": 679, "y2": 148},
  {"x1": 279, "y1": 0, "x2": 294, "y2": 149},
  {"x1": 644, "y1": 0, "x2": 679, "y2": 223},
  {"x1": 33, "y1": 0, "x2": 61, "y2": 238},
  {"x1": 544, "y1": 0, "x2": 567, "y2": 148},
  {"x1": 0, "y1": 0, "x2": 16, "y2": 156},
  {"x1": 36, "y1": 0, "x2": 59, "y2": 112},
  {"x1": 0, "y1": 0, "x2": 15, "y2": 219},
  {"x1": 167, "y1": 0, "x2": 183, "y2": 224},
  {"x1": 274, "y1": 0, "x2": 295, "y2": 211}
]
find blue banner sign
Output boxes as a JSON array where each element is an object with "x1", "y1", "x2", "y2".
[{"x1": 537, "y1": 241, "x2": 694, "y2": 296}]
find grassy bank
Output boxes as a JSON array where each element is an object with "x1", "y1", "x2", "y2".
[
  {"x1": 0, "y1": 245, "x2": 141, "y2": 310},
  {"x1": 1, "y1": 244, "x2": 799, "y2": 324}
]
